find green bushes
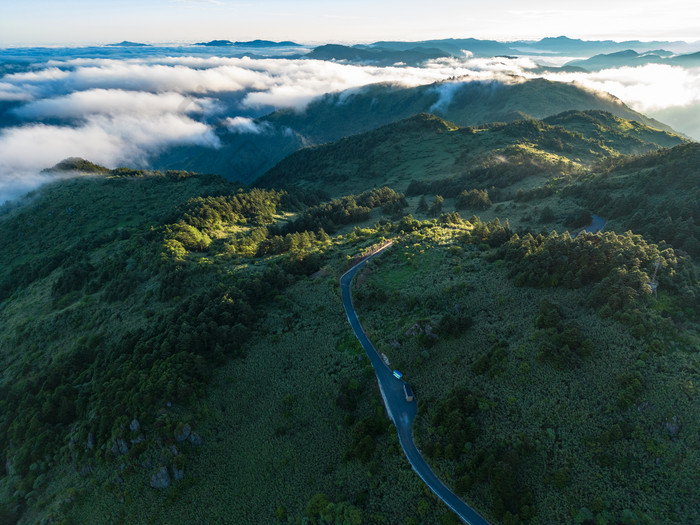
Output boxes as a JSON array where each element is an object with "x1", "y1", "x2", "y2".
[
  {"x1": 429, "y1": 195, "x2": 445, "y2": 217},
  {"x1": 472, "y1": 341, "x2": 508, "y2": 377},
  {"x1": 567, "y1": 143, "x2": 700, "y2": 257},
  {"x1": 533, "y1": 299, "x2": 593, "y2": 369},
  {"x1": 346, "y1": 411, "x2": 388, "y2": 463},
  {"x1": 304, "y1": 493, "x2": 362, "y2": 524},
  {"x1": 465, "y1": 438, "x2": 536, "y2": 523},
  {"x1": 616, "y1": 371, "x2": 645, "y2": 409},
  {"x1": 456, "y1": 189, "x2": 491, "y2": 211},
  {"x1": 275, "y1": 186, "x2": 405, "y2": 235},
  {"x1": 438, "y1": 310, "x2": 473, "y2": 337},
  {"x1": 420, "y1": 387, "x2": 480, "y2": 461},
  {"x1": 499, "y1": 230, "x2": 696, "y2": 311}
]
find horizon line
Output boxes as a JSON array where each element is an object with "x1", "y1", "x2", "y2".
[{"x1": 2, "y1": 34, "x2": 700, "y2": 50}]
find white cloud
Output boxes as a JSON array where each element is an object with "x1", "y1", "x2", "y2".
[
  {"x1": 538, "y1": 64, "x2": 700, "y2": 113},
  {"x1": 223, "y1": 116, "x2": 271, "y2": 134},
  {"x1": 3, "y1": 51, "x2": 700, "y2": 202},
  {"x1": 3, "y1": 56, "x2": 518, "y2": 111},
  {"x1": 0, "y1": 115, "x2": 219, "y2": 175},
  {"x1": 0, "y1": 82, "x2": 33, "y2": 102},
  {"x1": 13, "y1": 89, "x2": 220, "y2": 119},
  {"x1": 530, "y1": 64, "x2": 700, "y2": 137},
  {"x1": 0, "y1": 172, "x2": 59, "y2": 204}
]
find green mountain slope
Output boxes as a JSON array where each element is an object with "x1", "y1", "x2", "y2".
[
  {"x1": 2, "y1": 133, "x2": 700, "y2": 524},
  {"x1": 258, "y1": 111, "x2": 686, "y2": 196},
  {"x1": 152, "y1": 77, "x2": 675, "y2": 184},
  {"x1": 353, "y1": 224, "x2": 699, "y2": 524},
  {"x1": 0, "y1": 166, "x2": 457, "y2": 524}
]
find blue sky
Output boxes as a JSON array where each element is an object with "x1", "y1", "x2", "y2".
[{"x1": 2, "y1": 0, "x2": 700, "y2": 46}]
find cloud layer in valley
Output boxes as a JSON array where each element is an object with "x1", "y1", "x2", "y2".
[
  {"x1": 535, "y1": 64, "x2": 700, "y2": 139},
  {"x1": 1, "y1": 50, "x2": 700, "y2": 202}
]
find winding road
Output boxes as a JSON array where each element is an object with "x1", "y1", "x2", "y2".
[
  {"x1": 578, "y1": 214, "x2": 607, "y2": 236},
  {"x1": 340, "y1": 245, "x2": 490, "y2": 525}
]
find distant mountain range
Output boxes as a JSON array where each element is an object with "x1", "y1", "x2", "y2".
[
  {"x1": 153, "y1": 77, "x2": 677, "y2": 184},
  {"x1": 102, "y1": 36, "x2": 700, "y2": 62},
  {"x1": 368, "y1": 38, "x2": 515, "y2": 57},
  {"x1": 507, "y1": 35, "x2": 699, "y2": 56},
  {"x1": 353, "y1": 36, "x2": 700, "y2": 58},
  {"x1": 306, "y1": 44, "x2": 450, "y2": 66},
  {"x1": 195, "y1": 39, "x2": 302, "y2": 47},
  {"x1": 298, "y1": 36, "x2": 700, "y2": 67},
  {"x1": 567, "y1": 49, "x2": 700, "y2": 71}
]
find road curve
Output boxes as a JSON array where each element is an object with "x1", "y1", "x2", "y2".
[{"x1": 340, "y1": 244, "x2": 491, "y2": 525}]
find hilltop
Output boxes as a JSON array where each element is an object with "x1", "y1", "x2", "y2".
[
  {"x1": 153, "y1": 78, "x2": 674, "y2": 184},
  {"x1": 259, "y1": 110, "x2": 685, "y2": 196},
  {"x1": 193, "y1": 39, "x2": 301, "y2": 47},
  {"x1": 106, "y1": 41, "x2": 150, "y2": 47}
]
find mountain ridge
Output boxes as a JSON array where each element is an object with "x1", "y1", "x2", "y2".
[
  {"x1": 258, "y1": 110, "x2": 686, "y2": 196},
  {"x1": 153, "y1": 77, "x2": 677, "y2": 184}
]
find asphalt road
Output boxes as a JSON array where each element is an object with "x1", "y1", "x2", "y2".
[
  {"x1": 340, "y1": 246, "x2": 490, "y2": 525},
  {"x1": 577, "y1": 214, "x2": 607, "y2": 236},
  {"x1": 585, "y1": 214, "x2": 607, "y2": 234}
]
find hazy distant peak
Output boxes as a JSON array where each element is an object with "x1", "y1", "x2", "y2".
[
  {"x1": 194, "y1": 39, "x2": 301, "y2": 47},
  {"x1": 106, "y1": 41, "x2": 150, "y2": 47},
  {"x1": 233, "y1": 40, "x2": 302, "y2": 47},
  {"x1": 195, "y1": 39, "x2": 234, "y2": 46}
]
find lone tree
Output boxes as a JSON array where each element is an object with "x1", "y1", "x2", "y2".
[
  {"x1": 456, "y1": 189, "x2": 491, "y2": 210},
  {"x1": 416, "y1": 195, "x2": 428, "y2": 213},
  {"x1": 429, "y1": 195, "x2": 444, "y2": 216}
]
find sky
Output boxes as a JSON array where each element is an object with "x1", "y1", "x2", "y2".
[{"x1": 1, "y1": 0, "x2": 700, "y2": 47}]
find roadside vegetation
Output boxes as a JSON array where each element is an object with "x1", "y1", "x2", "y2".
[{"x1": 353, "y1": 218, "x2": 699, "y2": 524}]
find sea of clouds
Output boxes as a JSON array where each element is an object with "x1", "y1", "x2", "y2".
[{"x1": 1, "y1": 47, "x2": 699, "y2": 202}]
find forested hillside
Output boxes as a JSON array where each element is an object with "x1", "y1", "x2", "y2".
[
  {"x1": 1, "y1": 165, "x2": 468, "y2": 524},
  {"x1": 259, "y1": 110, "x2": 685, "y2": 197},
  {"x1": 1, "y1": 103, "x2": 699, "y2": 524}
]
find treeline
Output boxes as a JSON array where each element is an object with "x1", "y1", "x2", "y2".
[
  {"x1": 159, "y1": 187, "x2": 405, "y2": 265},
  {"x1": 438, "y1": 214, "x2": 698, "y2": 317},
  {"x1": 567, "y1": 144, "x2": 700, "y2": 257},
  {"x1": 407, "y1": 149, "x2": 578, "y2": 201},
  {"x1": 180, "y1": 189, "x2": 284, "y2": 233},
  {"x1": 272, "y1": 186, "x2": 406, "y2": 236},
  {"x1": 495, "y1": 230, "x2": 697, "y2": 311}
]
